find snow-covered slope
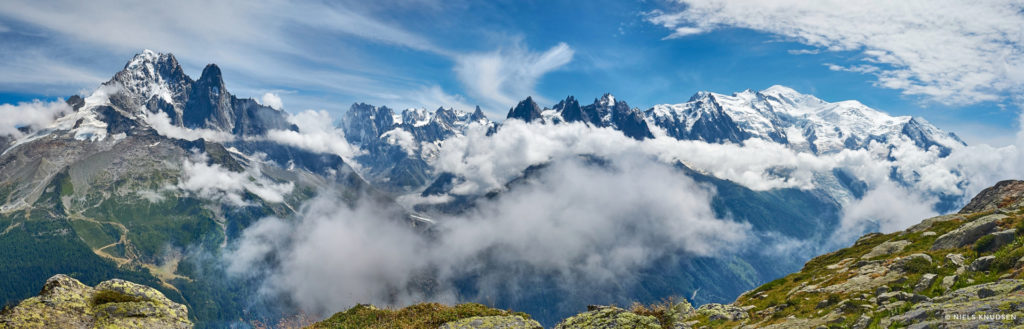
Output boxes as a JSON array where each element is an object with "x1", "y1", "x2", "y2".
[{"x1": 646, "y1": 85, "x2": 965, "y2": 156}]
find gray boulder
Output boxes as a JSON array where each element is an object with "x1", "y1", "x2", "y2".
[
  {"x1": 554, "y1": 306, "x2": 661, "y2": 329},
  {"x1": 695, "y1": 303, "x2": 749, "y2": 322},
  {"x1": 978, "y1": 229, "x2": 1017, "y2": 252},
  {"x1": 946, "y1": 253, "x2": 966, "y2": 267},
  {"x1": 969, "y1": 255, "x2": 996, "y2": 272},
  {"x1": 861, "y1": 240, "x2": 911, "y2": 259},
  {"x1": 930, "y1": 214, "x2": 1004, "y2": 250},
  {"x1": 914, "y1": 274, "x2": 938, "y2": 292},
  {"x1": 893, "y1": 253, "x2": 932, "y2": 272},
  {"x1": 940, "y1": 275, "x2": 958, "y2": 290}
]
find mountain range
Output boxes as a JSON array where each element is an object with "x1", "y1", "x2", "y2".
[{"x1": 0, "y1": 50, "x2": 974, "y2": 327}]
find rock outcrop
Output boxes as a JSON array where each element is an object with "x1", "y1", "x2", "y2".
[
  {"x1": 439, "y1": 315, "x2": 543, "y2": 329},
  {"x1": 0, "y1": 274, "x2": 191, "y2": 329},
  {"x1": 930, "y1": 214, "x2": 1003, "y2": 250},
  {"x1": 553, "y1": 306, "x2": 662, "y2": 329},
  {"x1": 959, "y1": 180, "x2": 1024, "y2": 213}
]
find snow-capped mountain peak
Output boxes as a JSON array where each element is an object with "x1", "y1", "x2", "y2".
[
  {"x1": 597, "y1": 93, "x2": 616, "y2": 107},
  {"x1": 644, "y1": 85, "x2": 965, "y2": 155},
  {"x1": 110, "y1": 50, "x2": 191, "y2": 108}
]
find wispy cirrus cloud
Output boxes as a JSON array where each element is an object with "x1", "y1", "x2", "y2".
[
  {"x1": 454, "y1": 41, "x2": 575, "y2": 115},
  {"x1": 0, "y1": 0, "x2": 572, "y2": 117},
  {"x1": 647, "y1": 0, "x2": 1024, "y2": 106}
]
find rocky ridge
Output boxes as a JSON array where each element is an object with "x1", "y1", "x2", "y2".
[{"x1": 0, "y1": 274, "x2": 191, "y2": 329}]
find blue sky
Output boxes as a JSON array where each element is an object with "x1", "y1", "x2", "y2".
[{"x1": 0, "y1": 0, "x2": 1021, "y2": 145}]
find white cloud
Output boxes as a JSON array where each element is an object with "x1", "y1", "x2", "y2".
[
  {"x1": 434, "y1": 118, "x2": 1024, "y2": 218},
  {"x1": 226, "y1": 112, "x2": 1024, "y2": 318},
  {"x1": 264, "y1": 110, "x2": 362, "y2": 161},
  {"x1": 0, "y1": 49, "x2": 107, "y2": 91},
  {"x1": 0, "y1": 99, "x2": 71, "y2": 136},
  {"x1": 177, "y1": 153, "x2": 294, "y2": 207},
  {"x1": 0, "y1": 1, "x2": 572, "y2": 119},
  {"x1": 647, "y1": 0, "x2": 1024, "y2": 105},
  {"x1": 0, "y1": 1, "x2": 450, "y2": 111},
  {"x1": 407, "y1": 85, "x2": 477, "y2": 114},
  {"x1": 228, "y1": 156, "x2": 749, "y2": 316},
  {"x1": 135, "y1": 190, "x2": 167, "y2": 203},
  {"x1": 454, "y1": 41, "x2": 574, "y2": 115},
  {"x1": 832, "y1": 182, "x2": 940, "y2": 243},
  {"x1": 260, "y1": 92, "x2": 283, "y2": 110},
  {"x1": 381, "y1": 128, "x2": 417, "y2": 156},
  {"x1": 227, "y1": 197, "x2": 433, "y2": 315},
  {"x1": 145, "y1": 111, "x2": 236, "y2": 142}
]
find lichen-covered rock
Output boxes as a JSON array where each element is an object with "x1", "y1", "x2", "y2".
[
  {"x1": 946, "y1": 253, "x2": 966, "y2": 267},
  {"x1": 980, "y1": 229, "x2": 1018, "y2": 252},
  {"x1": 667, "y1": 300, "x2": 696, "y2": 324},
  {"x1": 889, "y1": 279, "x2": 1024, "y2": 328},
  {"x1": 969, "y1": 255, "x2": 996, "y2": 272},
  {"x1": 892, "y1": 253, "x2": 932, "y2": 273},
  {"x1": 554, "y1": 306, "x2": 661, "y2": 329},
  {"x1": 695, "y1": 303, "x2": 749, "y2": 322},
  {"x1": 0, "y1": 274, "x2": 191, "y2": 329},
  {"x1": 930, "y1": 214, "x2": 1003, "y2": 250},
  {"x1": 861, "y1": 239, "x2": 910, "y2": 259},
  {"x1": 439, "y1": 315, "x2": 542, "y2": 329},
  {"x1": 913, "y1": 273, "x2": 938, "y2": 292},
  {"x1": 906, "y1": 214, "x2": 964, "y2": 232}
]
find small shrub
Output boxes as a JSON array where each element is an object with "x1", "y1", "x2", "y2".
[
  {"x1": 901, "y1": 257, "x2": 934, "y2": 274},
  {"x1": 975, "y1": 235, "x2": 996, "y2": 253},
  {"x1": 991, "y1": 245, "x2": 1024, "y2": 272},
  {"x1": 630, "y1": 297, "x2": 686, "y2": 328}
]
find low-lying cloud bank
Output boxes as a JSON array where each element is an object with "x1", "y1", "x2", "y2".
[
  {"x1": 0, "y1": 99, "x2": 71, "y2": 137},
  {"x1": 227, "y1": 156, "x2": 750, "y2": 316},
  {"x1": 223, "y1": 112, "x2": 1024, "y2": 318},
  {"x1": 178, "y1": 152, "x2": 294, "y2": 207}
]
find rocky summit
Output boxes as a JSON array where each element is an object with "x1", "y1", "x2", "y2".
[{"x1": 0, "y1": 274, "x2": 191, "y2": 329}]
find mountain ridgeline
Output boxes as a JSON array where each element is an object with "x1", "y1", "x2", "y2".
[{"x1": 0, "y1": 50, "x2": 974, "y2": 327}]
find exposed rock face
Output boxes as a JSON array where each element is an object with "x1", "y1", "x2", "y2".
[
  {"x1": 889, "y1": 279, "x2": 1024, "y2": 328},
  {"x1": 969, "y1": 255, "x2": 996, "y2": 272},
  {"x1": 930, "y1": 214, "x2": 1003, "y2": 250},
  {"x1": 507, "y1": 97, "x2": 544, "y2": 123},
  {"x1": 507, "y1": 94, "x2": 655, "y2": 140},
  {"x1": 695, "y1": 303, "x2": 749, "y2": 322},
  {"x1": 0, "y1": 274, "x2": 191, "y2": 329},
  {"x1": 960, "y1": 180, "x2": 1024, "y2": 213},
  {"x1": 438, "y1": 315, "x2": 543, "y2": 329},
  {"x1": 861, "y1": 239, "x2": 910, "y2": 259},
  {"x1": 553, "y1": 306, "x2": 661, "y2": 329}
]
